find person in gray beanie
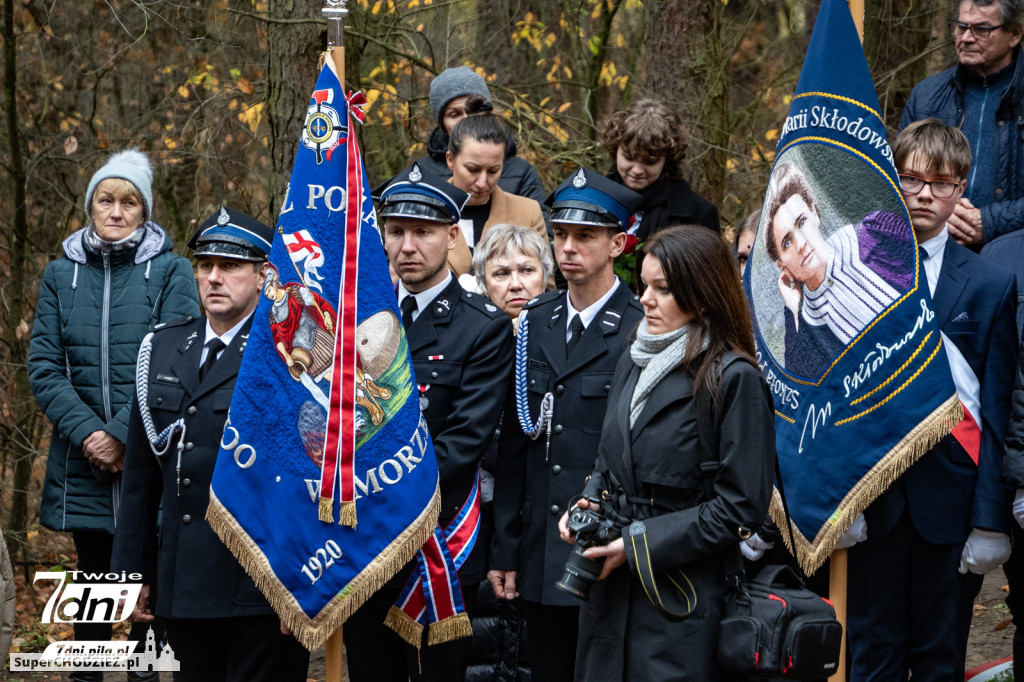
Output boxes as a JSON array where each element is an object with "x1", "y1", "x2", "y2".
[
  {"x1": 391, "y1": 66, "x2": 547, "y2": 209},
  {"x1": 28, "y1": 148, "x2": 199, "y2": 682}
]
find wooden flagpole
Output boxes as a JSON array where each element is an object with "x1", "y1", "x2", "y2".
[
  {"x1": 322, "y1": 4, "x2": 347, "y2": 681},
  {"x1": 829, "y1": 0, "x2": 863, "y2": 671}
]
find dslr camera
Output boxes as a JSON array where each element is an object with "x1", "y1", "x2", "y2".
[{"x1": 556, "y1": 499, "x2": 627, "y2": 601}]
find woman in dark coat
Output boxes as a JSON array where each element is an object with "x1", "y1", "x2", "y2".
[
  {"x1": 603, "y1": 99, "x2": 720, "y2": 239},
  {"x1": 28, "y1": 149, "x2": 199, "y2": 680},
  {"x1": 559, "y1": 225, "x2": 775, "y2": 681}
]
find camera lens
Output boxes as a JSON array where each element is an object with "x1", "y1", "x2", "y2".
[{"x1": 555, "y1": 544, "x2": 604, "y2": 601}]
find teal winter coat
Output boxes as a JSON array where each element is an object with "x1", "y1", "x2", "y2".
[{"x1": 29, "y1": 223, "x2": 200, "y2": 533}]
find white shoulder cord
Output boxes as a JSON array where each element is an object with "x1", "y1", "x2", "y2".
[{"x1": 136, "y1": 332, "x2": 187, "y2": 494}]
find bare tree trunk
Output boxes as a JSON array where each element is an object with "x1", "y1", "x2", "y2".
[
  {"x1": 265, "y1": 0, "x2": 322, "y2": 219},
  {"x1": 864, "y1": 0, "x2": 944, "y2": 130},
  {"x1": 644, "y1": 0, "x2": 729, "y2": 207},
  {"x1": 2, "y1": 0, "x2": 37, "y2": 561}
]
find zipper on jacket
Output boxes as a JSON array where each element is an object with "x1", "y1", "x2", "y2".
[
  {"x1": 101, "y1": 253, "x2": 120, "y2": 528},
  {"x1": 101, "y1": 253, "x2": 113, "y2": 422},
  {"x1": 966, "y1": 84, "x2": 993, "y2": 197}
]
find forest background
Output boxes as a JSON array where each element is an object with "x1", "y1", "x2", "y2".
[{"x1": 0, "y1": 0, "x2": 960, "y2": 571}]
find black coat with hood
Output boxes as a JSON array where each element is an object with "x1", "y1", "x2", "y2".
[{"x1": 29, "y1": 223, "x2": 200, "y2": 534}]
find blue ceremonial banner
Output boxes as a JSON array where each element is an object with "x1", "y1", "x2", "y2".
[
  {"x1": 207, "y1": 56, "x2": 440, "y2": 648},
  {"x1": 745, "y1": 0, "x2": 961, "y2": 574}
]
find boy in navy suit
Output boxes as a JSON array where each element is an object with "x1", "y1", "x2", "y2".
[{"x1": 845, "y1": 118, "x2": 1018, "y2": 680}]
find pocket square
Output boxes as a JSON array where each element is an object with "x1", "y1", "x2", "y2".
[{"x1": 952, "y1": 312, "x2": 972, "y2": 322}]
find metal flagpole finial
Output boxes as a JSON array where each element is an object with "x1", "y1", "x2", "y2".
[{"x1": 323, "y1": 0, "x2": 348, "y2": 50}]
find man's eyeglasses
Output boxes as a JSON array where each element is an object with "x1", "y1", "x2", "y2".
[
  {"x1": 899, "y1": 174, "x2": 961, "y2": 198},
  {"x1": 949, "y1": 21, "x2": 1006, "y2": 38}
]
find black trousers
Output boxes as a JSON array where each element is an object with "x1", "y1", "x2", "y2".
[
  {"x1": 344, "y1": 582, "x2": 477, "y2": 682},
  {"x1": 71, "y1": 530, "x2": 161, "y2": 647},
  {"x1": 1003, "y1": 526, "x2": 1024, "y2": 679},
  {"x1": 847, "y1": 510, "x2": 965, "y2": 681},
  {"x1": 523, "y1": 600, "x2": 579, "y2": 682},
  {"x1": 165, "y1": 615, "x2": 309, "y2": 682}
]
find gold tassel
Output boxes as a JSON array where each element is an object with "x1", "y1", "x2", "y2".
[
  {"x1": 319, "y1": 497, "x2": 334, "y2": 524},
  {"x1": 427, "y1": 613, "x2": 473, "y2": 645},
  {"x1": 207, "y1": 483, "x2": 440, "y2": 651},
  {"x1": 338, "y1": 500, "x2": 357, "y2": 527},
  {"x1": 385, "y1": 606, "x2": 424, "y2": 647},
  {"x1": 772, "y1": 393, "x2": 963, "y2": 576}
]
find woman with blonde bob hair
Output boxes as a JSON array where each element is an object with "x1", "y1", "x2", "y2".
[{"x1": 471, "y1": 222, "x2": 554, "y2": 320}]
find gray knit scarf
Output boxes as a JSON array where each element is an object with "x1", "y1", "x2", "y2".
[
  {"x1": 84, "y1": 225, "x2": 146, "y2": 254},
  {"x1": 629, "y1": 320, "x2": 704, "y2": 428}
]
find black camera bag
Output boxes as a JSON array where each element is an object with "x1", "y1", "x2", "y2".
[
  {"x1": 717, "y1": 564, "x2": 842, "y2": 678},
  {"x1": 695, "y1": 354, "x2": 843, "y2": 679}
]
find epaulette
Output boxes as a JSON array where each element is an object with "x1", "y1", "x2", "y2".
[
  {"x1": 521, "y1": 289, "x2": 565, "y2": 311},
  {"x1": 626, "y1": 292, "x2": 643, "y2": 311},
  {"x1": 460, "y1": 290, "x2": 507, "y2": 319},
  {"x1": 152, "y1": 315, "x2": 195, "y2": 332}
]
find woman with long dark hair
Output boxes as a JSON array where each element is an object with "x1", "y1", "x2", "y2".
[{"x1": 558, "y1": 225, "x2": 775, "y2": 680}]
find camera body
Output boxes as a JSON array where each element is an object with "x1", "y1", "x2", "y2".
[{"x1": 555, "y1": 502, "x2": 625, "y2": 601}]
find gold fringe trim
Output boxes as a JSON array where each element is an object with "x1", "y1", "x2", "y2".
[
  {"x1": 319, "y1": 497, "x2": 334, "y2": 524},
  {"x1": 206, "y1": 479, "x2": 441, "y2": 651},
  {"x1": 427, "y1": 612, "x2": 473, "y2": 646},
  {"x1": 384, "y1": 605, "x2": 423, "y2": 647},
  {"x1": 772, "y1": 393, "x2": 962, "y2": 576},
  {"x1": 338, "y1": 500, "x2": 357, "y2": 528}
]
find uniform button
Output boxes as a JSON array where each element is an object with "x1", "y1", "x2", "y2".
[
  {"x1": 552, "y1": 465, "x2": 562, "y2": 475},
  {"x1": 187, "y1": 406, "x2": 197, "y2": 415},
  {"x1": 997, "y1": 188, "x2": 1004, "y2": 195},
  {"x1": 182, "y1": 478, "x2": 191, "y2": 488},
  {"x1": 185, "y1": 442, "x2": 194, "y2": 451},
  {"x1": 530, "y1": 379, "x2": 536, "y2": 386},
  {"x1": 554, "y1": 425, "x2": 563, "y2": 434},
  {"x1": 556, "y1": 385, "x2": 565, "y2": 395},
  {"x1": 550, "y1": 505, "x2": 560, "y2": 515},
  {"x1": 431, "y1": 371, "x2": 438, "y2": 379},
  {"x1": 999, "y1": 120, "x2": 1005, "y2": 126},
  {"x1": 182, "y1": 514, "x2": 192, "y2": 524},
  {"x1": 604, "y1": 384, "x2": 611, "y2": 391},
  {"x1": 156, "y1": 397, "x2": 163, "y2": 405}
]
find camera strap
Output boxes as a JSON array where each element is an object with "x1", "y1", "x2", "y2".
[
  {"x1": 695, "y1": 354, "x2": 796, "y2": 590},
  {"x1": 626, "y1": 520, "x2": 699, "y2": 622}
]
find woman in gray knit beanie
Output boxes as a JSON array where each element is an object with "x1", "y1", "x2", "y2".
[
  {"x1": 27, "y1": 149, "x2": 199, "y2": 681},
  {"x1": 392, "y1": 66, "x2": 547, "y2": 207}
]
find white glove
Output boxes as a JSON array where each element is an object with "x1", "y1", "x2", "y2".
[
  {"x1": 959, "y1": 529, "x2": 1012, "y2": 575},
  {"x1": 835, "y1": 515, "x2": 867, "y2": 549},
  {"x1": 1013, "y1": 489, "x2": 1024, "y2": 529},
  {"x1": 740, "y1": 533, "x2": 775, "y2": 561}
]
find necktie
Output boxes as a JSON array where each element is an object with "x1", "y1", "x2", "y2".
[
  {"x1": 566, "y1": 314, "x2": 584, "y2": 357},
  {"x1": 401, "y1": 296, "x2": 418, "y2": 331},
  {"x1": 200, "y1": 338, "x2": 226, "y2": 381},
  {"x1": 919, "y1": 245, "x2": 928, "y2": 263}
]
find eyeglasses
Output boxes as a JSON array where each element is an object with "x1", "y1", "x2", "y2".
[
  {"x1": 949, "y1": 21, "x2": 1006, "y2": 38},
  {"x1": 899, "y1": 174, "x2": 961, "y2": 198}
]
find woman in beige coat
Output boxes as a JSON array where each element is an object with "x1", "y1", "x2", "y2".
[{"x1": 444, "y1": 96, "x2": 547, "y2": 278}]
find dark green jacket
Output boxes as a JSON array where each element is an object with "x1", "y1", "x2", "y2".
[{"x1": 29, "y1": 223, "x2": 200, "y2": 533}]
